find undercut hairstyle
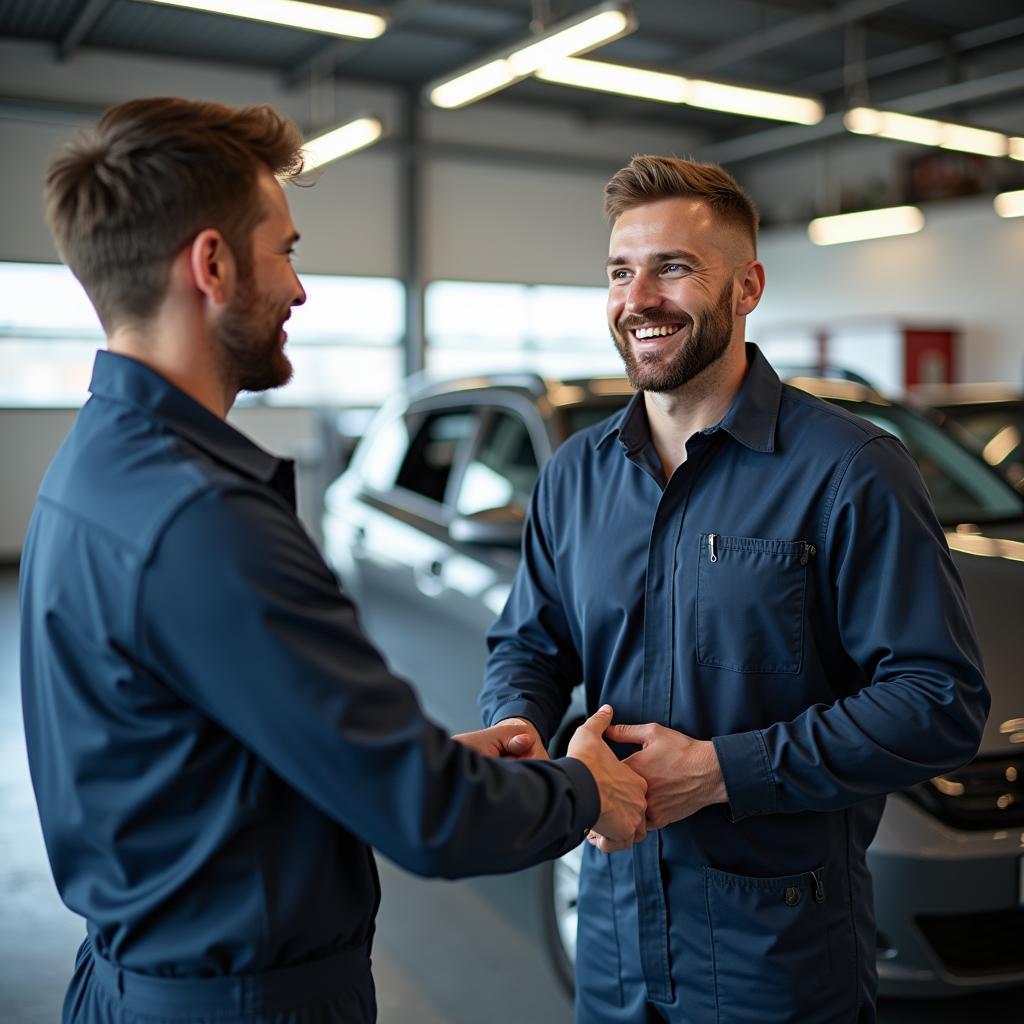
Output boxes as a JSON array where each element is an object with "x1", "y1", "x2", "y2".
[
  {"x1": 44, "y1": 97, "x2": 305, "y2": 331},
  {"x1": 604, "y1": 155, "x2": 759, "y2": 255}
]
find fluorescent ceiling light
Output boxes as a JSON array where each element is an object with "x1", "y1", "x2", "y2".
[
  {"x1": 536, "y1": 57, "x2": 688, "y2": 103},
  {"x1": 808, "y1": 206, "x2": 924, "y2": 246},
  {"x1": 302, "y1": 117, "x2": 382, "y2": 171},
  {"x1": 138, "y1": 0, "x2": 387, "y2": 39},
  {"x1": 845, "y1": 106, "x2": 1009, "y2": 158},
  {"x1": 686, "y1": 79, "x2": 823, "y2": 125},
  {"x1": 536, "y1": 57, "x2": 822, "y2": 124},
  {"x1": 994, "y1": 189, "x2": 1024, "y2": 219},
  {"x1": 1010, "y1": 138, "x2": 1024, "y2": 161},
  {"x1": 427, "y1": 1, "x2": 636, "y2": 110}
]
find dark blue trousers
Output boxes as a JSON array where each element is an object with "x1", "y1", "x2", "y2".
[{"x1": 63, "y1": 939, "x2": 377, "y2": 1023}]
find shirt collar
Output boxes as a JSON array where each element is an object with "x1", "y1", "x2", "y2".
[
  {"x1": 88, "y1": 350, "x2": 295, "y2": 497},
  {"x1": 594, "y1": 343, "x2": 782, "y2": 454}
]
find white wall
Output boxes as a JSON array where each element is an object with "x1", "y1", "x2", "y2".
[{"x1": 751, "y1": 196, "x2": 1024, "y2": 384}]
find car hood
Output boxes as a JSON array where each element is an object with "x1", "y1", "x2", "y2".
[{"x1": 945, "y1": 520, "x2": 1024, "y2": 755}]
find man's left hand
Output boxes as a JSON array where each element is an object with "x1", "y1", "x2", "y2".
[{"x1": 586, "y1": 723, "x2": 727, "y2": 851}]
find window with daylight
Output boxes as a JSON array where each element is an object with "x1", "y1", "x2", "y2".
[
  {"x1": 424, "y1": 281, "x2": 623, "y2": 379},
  {"x1": 0, "y1": 263, "x2": 405, "y2": 407}
]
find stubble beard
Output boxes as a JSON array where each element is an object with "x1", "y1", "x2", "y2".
[
  {"x1": 612, "y1": 281, "x2": 735, "y2": 393},
  {"x1": 214, "y1": 271, "x2": 293, "y2": 395}
]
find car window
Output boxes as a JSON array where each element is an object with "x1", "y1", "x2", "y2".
[
  {"x1": 455, "y1": 410, "x2": 540, "y2": 517},
  {"x1": 394, "y1": 409, "x2": 478, "y2": 505},
  {"x1": 357, "y1": 410, "x2": 412, "y2": 492},
  {"x1": 834, "y1": 399, "x2": 1024, "y2": 525}
]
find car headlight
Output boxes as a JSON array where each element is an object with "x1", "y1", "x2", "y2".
[{"x1": 902, "y1": 756, "x2": 1024, "y2": 829}]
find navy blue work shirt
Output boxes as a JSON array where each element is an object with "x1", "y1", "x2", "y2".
[
  {"x1": 20, "y1": 350, "x2": 599, "y2": 982},
  {"x1": 482, "y1": 344, "x2": 989, "y2": 1018}
]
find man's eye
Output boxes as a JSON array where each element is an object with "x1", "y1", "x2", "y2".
[
  {"x1": 663, "y1": 263, "x2": 688, "y2": 273},
  {"x1": 611, "y1": 269, "x2": 630, "y2": 280}
]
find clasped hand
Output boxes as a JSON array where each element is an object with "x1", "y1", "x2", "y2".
[
  {"x1": 453, "y1": 707, "x2": 650, "y2": 849},
  {"x1": 586, "y1": 722, "x2": 727, "y2": 854}
]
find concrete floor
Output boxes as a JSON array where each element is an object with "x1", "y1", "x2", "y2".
[{"x1": 2, "y1": 566, "x2": 1022, "y2": 1022}]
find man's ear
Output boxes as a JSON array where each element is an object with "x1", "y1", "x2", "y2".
[
  {"x1": 187, "y1": 228, "x2": 235, "y2": 306},
  {"x1": 735, "y1": 260, "x2": 766, "y2": 317}
]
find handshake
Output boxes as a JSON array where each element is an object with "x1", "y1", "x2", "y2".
[{"x1": 454, "y1": 705, "x2": 727, "y2": 851}]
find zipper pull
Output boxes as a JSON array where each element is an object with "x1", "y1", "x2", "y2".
[
  {"x1": 708, "y1": 533, "x2": 718, "y2": 563},
  {"x1": 800, "y1": 542, "x2": 816, "y2": 565},
  {"x1": 810, "y1": 869, "x2": 825, "y2": 903}
]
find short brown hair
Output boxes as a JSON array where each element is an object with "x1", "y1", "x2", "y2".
[
  {"x1": 44, "y1": 97, "x2": 305, "y2": 331},
  {"x1": 604, "y1": 155, "x2": 759, "y2": 253}
]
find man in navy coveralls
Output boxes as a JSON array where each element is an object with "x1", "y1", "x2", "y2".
[
  {"x1": 19, "y1": 97, "x2": 648, "y2": 1023},
  {"x1": 480, "y1": 156, "x2": 990, "y2": 1023}
]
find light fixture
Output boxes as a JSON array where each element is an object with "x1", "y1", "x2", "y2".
[
  {"x1": 994, "y1": 189, "x2": 1024, "y2": 219},
  {"x1": 845, "y1": 106, "x2": 1009, "y2": 158},
  {"x1": 1009, "y1": 138, "x2": 1024, "y2": 162},
  {"x1": 808, "y1": 206, "x2": 925, "y2": 246},
  {"x1": 302, "y1": 117, "x2": 382, "y2": 171},
  {"x1": 536, "y1": 57, "x2": 823, "y2": 125},
  {"x1": 685, "y1": 79, "x2": 823, "y2": 125},
  {"x1": 427, "y1": 1, "x2": 636, "y2": 110},
  {"x1": 137, "y1": 0, "x2": 387, "y2": 39}
]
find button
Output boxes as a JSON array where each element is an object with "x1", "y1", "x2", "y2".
[{"x1": 784, "y1": 887, "x2": 801, "y2": 907}]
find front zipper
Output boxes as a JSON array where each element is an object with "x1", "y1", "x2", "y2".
[{"x1": 708, "y1": 533, "x2": 718, "y2": 563}]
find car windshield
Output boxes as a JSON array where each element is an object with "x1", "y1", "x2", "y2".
[
  {"x1": 938, "y1": 402, "x2": 1024, "y2": 489},
  {"x1": 817, "y1": 398, "x2": 1024, "y2": 526},
  {"x1": 561, "y1": 393, "x2": 1024, "y2": 527}
]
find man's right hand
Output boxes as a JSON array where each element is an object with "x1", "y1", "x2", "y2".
[{"x1": 567, "y1": 705, "x2": 647, "y2": 846}]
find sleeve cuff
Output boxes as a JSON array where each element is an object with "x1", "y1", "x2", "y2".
[
  {"x1": 488, "y1": 700, "x2": 552, "y2": 745},
  {"x1": 713, "y1": 730, "x2": 776, "y2": 822},
  {"x1": 554, "y1": 755, "x2": 602, "y2": 834}
]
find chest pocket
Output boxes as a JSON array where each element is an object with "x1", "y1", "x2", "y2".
[{"x1": 696, "y1": 533, "x2": 813, "y2": 674}]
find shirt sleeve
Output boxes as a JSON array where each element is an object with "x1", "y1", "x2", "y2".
[
  {"x1": 137, "y1": 485, "x2": 599, "y2": 877},
  {"x1": 480, "y1": 462, "x2": 582, "y2": 743},
  {"x1": 714, "y1": 435, "x2": 990, "y2": 821}
]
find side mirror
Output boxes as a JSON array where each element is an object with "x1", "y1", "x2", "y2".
[{"x1": 449, "y1": 505, "x2": 525, "y2": 547}]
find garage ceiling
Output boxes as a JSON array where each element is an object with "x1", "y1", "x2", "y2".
[{"x1": 2, "y1": 0, "x2": 1023, "y2": 164}]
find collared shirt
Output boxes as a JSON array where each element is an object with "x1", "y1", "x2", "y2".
[
  {"x1": 482, "y1": 344, "x2": 988, "y2": 1009},
  {"x1": 20, "y1": 350, "x2": 599, "y2": 980}
]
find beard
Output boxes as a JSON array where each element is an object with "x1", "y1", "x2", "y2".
[
  {"x1": 611, "y1": 280, "x2": 735, "y2": 393},
  {"x1": 214, "y1": 271, "x2": 293, "y2": 394}
]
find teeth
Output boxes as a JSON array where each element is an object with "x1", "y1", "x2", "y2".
[{"x1": 634, "y1": 324, "x2": 680, "y2": 339}]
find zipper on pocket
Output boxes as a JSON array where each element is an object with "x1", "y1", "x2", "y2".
[
  {"x1": 708, "y1": 533, "x2": 718, "y2": 563},
  {"x1": 800, "y1": 542, "x2": 816, "y2": 565},
  {"x1": 810, "y1": 869, "x2": 825, "y2": 903}
]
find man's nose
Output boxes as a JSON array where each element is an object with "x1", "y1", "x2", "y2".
[
  {"x1": 292, "y1": 273, "x2": 306, "y2": 307},
  {"x1": 624, "y1": 272, "x2": 662, "y2": 314}
]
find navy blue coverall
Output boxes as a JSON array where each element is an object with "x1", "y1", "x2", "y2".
[
  {"x1": 482, "y1": 344, "x2": 989, "y2": 1024},
  {"x1": 19, "y1": 350, "x2": 600, "y2": 1023}
]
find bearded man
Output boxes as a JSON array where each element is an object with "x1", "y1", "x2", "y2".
[
  {"x1": 18, "y1": 97, "x2": 649, "y2": 1024},
  {"x1": 479, "y1": 155, "x2": 989, "y2": 1023}
]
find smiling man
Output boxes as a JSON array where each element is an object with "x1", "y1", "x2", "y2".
[
  {"x1": 480, "y1": 155, "x2": 990, "y2": 1023},
  {"x1": 18, "y1": 97, "x2": 648, "y2": 1024}
]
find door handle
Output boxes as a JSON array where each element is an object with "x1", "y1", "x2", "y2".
[{"x1": 414, "y1": 559, "x2": 445, "y2": 597}]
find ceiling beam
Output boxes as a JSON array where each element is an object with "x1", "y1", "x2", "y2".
[
  {"x1": 57, "y1": 0, "x2": 112, "y2": 61},
  {"x1": 285, "y1": 0, "x2": 442, "y2": 89},
  {"x1": 684, "y1": 0, "x2": 908, "y2": 74},
  {"x1": 699, "y1": 66, "x2": 1024, "y2": 165},
  {"x1": 792, "y1": 14, "x2": 1024, "y2": 96}
]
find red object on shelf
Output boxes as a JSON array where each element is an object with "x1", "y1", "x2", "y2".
[{"x1": 904, "y1": 329, "x2": 955, "y2": 388}]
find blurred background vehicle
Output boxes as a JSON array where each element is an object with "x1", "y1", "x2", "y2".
[{"x1": 913, "y1": 383, "x2": 1024, "y2": 494}]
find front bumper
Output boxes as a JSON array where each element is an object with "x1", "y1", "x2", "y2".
[{"x1": 869, "y1": 792, "x2": 1024, "y2": 997}]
